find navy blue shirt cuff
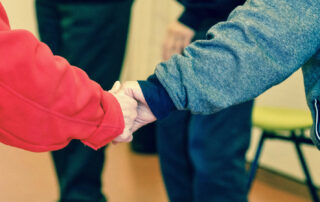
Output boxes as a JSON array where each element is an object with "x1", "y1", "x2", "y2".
[{"x1": 138, "y1": 75, "x2": 176, "y2": 120}]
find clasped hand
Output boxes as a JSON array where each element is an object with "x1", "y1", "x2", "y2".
[{"x1": 109, "y1": 81, "x2": 156, "y2": 144}]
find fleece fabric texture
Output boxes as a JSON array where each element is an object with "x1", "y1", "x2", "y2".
[{"x1": 0, "y1": 3, "x2": 124, "y2": 152}]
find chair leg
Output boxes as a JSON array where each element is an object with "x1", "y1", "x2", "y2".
[
  {"x1": 247, "y1": 132, "x2": 266, "y2": 191},
  {"x1": 292, "y1": 132, "x2": 319, "y2": 202}
]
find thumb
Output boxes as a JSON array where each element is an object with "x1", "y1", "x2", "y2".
[
  {"x1": 109, "y1": 81, "x2": 121, "y2": 93},
  {"x1": 131, "y1": 122, "x2": 143, "y2": 133}
]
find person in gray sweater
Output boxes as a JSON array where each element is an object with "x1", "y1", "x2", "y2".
[
  {"x1": 157, "y1": 0, "x2": 250, "y2": 201},
  {"x1": 116, "y1": 0, "x2": 320, "y2": 201}
]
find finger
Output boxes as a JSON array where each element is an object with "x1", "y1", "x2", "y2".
[
  {"x1": 113, "y1": 131, "x2": 133, "y2": 143},
  {"x1": 173, "y1": 36, "x2": 184, "y2": 55},
  {"x1": 162, "y1": 40, "x2": 171, "y2": 61},
  {"x1": 163, "y1": 32, "x2": 176, "y2": 60},
  {"x1": 131, "y1": 122, "x2": 143, "y2": 133},
  {"x1": 109, "y1": 81, "x2": 121, "y2": 93},
  {"x1": 167, "y1": 34, "x2": 184, "y2": 59},
  {"x1": 182, "y1": 36, "x2": 192, "y2": 49},
  {"x1": 112, "y1": 135, "x2": 133, "y2": 145},
  {"x1": 120, "y1": 81, "x2": 143, "y2": 103},
  {"x1": 124, "y1": 134, "x2": 133, "y2": 142}
]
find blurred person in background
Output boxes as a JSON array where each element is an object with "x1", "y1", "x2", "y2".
[
  {"x1": 156, "y1": 0, "x2": 252, "y2": 202},
  {"x1": 35, "y1": 0, "x2": 133, "y2": 201},
  {"x1": 0, "y1": 3, "x2": 136, "y2": 152}
]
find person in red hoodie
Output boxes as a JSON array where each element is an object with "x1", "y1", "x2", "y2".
[{"x1": 0, "y1": 2, "x2": 137, "y2": 152}]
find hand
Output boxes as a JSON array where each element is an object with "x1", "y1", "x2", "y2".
[
  {"x1": 162, "y1": 20, "x2": 195, "y2": 61},
  {"x1": 109, "y1": 81, "x2": 138, "y2": 143},
  {"x1": 118, "y1": 81, "x2": 157, "y2": 132}
]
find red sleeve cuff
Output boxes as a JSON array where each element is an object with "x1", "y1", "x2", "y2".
[{"x1": 81, "y1": 91, "x2": 124, "y2": 150}]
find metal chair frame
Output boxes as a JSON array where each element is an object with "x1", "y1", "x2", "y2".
[{"x1": 247, "y1": 129, "x2": 319, "y2": 202}]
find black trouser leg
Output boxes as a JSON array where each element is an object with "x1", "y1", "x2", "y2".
[{"x1": 35, "y1": 1, "x2": 133, "y2": 201}]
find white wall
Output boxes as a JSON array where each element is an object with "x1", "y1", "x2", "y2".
[
  {"x1": 1, "y1": 0, "x2": 37, "y2": 36},
  {"x1": 2, "y1": 0, "x2": 319, "y2": 186}
]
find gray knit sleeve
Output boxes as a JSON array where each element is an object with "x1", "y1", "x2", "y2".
[{"x1": 155, "y1": 0, "x2": 320, "y2": 114}]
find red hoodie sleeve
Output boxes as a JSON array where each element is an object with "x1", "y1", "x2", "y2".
[{"x1": 0, "y1": 3, "x2": 124, "y2": 152}]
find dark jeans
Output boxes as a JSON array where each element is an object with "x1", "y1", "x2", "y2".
[
  {"x1": 157, "y1": 102, "x2": 253, "y2": 202},
  {"x1": 35, "y1": 1, "x2": 132, "y2": 201},
  {"x1": 156, "y1": 17, "x2": 253, "y2": 202}
]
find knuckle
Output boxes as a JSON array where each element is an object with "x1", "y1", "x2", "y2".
[{"x1": 130, "y1": 113, "x2": 137, "y2": 120}]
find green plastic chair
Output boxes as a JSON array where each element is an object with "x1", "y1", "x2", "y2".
[{"x1": 247, "y1": 106, "x2": 319, "y2": 202}]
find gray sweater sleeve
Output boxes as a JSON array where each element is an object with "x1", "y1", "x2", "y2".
[{"x1": 155, "y1": 0, "x2": 320, "y2": 114}]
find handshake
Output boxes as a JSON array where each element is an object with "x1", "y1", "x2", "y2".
[{"x1": 109, "y1": 81, "x2": 157, "y2": 144}]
